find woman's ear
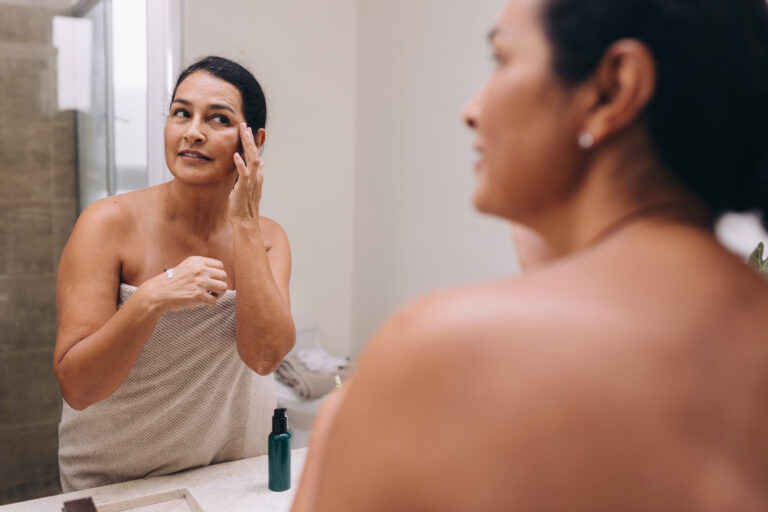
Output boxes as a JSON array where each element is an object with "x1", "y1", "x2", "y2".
[
  {"x1": 255, "y1": 128, "x2": 266, "y2": 150},
  {"x1": 582, "y1": 39, "x2": 657, "y2": 145}
]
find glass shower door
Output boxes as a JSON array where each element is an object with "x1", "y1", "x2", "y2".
[
  {"x1": 74, "y1": 0, "x2": 110, "y2": 211},
  {"x1": 56, "y1": 0, "x2": 178, "y2": 213}
]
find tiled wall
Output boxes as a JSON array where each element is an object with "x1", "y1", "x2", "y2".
[{"x1": 0, "y1": 2, "x2": 78, "y2": 505}]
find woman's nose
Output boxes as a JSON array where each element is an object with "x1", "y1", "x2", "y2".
[
  {"x1": 183, "y1": 117, "x2": 206, "y2": 143},
  {"x1": 463, "y1": 100, "x2": 477, "y2": 130},
  {"x1": 463, "y1": 86, "x2": 484, "y2": 129}
]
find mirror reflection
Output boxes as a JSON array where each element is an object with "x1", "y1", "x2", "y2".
[
  {"x1": 3, "y1": 0, "x2": 766, "y2": 508},
  {"x1": 1, "y1": 0, "x2": 517, "y2": 505}
]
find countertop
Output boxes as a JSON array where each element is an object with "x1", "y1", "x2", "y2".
[{"x1": 0, "y1": 448, "x2": 307, "y2": 511}]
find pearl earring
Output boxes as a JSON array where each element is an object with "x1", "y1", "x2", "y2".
[{"x1": 578, "y1": 133, "x2": 594, "y2": 149}]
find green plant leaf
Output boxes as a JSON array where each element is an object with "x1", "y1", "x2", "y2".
[{"x1": 748, "y1": 242, "x2": 768, "y2": 275}]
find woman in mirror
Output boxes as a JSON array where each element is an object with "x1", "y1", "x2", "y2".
[
  {"x1": 54, "y1": 56, "x2": 295, "y2": 491},
  {"x1": 293, "y1": 0, "x2": 768, "y2": 509}
]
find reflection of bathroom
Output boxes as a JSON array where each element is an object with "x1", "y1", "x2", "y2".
[
  {"x1": 1, "y1": 0, "x2": 78, "y2": 503},
  {"x1": 0, "y1": 0, "x2": 171, "y2": 503},
  {"x1": 0, "y1": 1, "x2": 520, "y2": 504},
  {"x1": 4, "y1": 0, "x2": 768, "y2": 507}
]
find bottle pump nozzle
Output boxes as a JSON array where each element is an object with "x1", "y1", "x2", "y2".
[{"x1": 272, "y1": 408, "x2": 288, "y2": 434}]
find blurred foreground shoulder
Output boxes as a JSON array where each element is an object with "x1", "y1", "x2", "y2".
[{"x1": 312, "y1": 281, "x2": 551, "y2": 511}]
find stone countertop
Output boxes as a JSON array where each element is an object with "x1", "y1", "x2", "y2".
[{"x1": 0, "y1": 448, "x2": 307, "y2": 511}]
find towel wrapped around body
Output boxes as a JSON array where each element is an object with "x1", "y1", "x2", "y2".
[{"x1": 58, "y1": 283, "x2": 276, "y2": 492}]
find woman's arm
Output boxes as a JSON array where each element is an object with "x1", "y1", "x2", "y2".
[
  {"x1": 230, "y1": 123, "x2": 295, "y2": 375},
  {"x1": 54, "y1": 198, "x2": 228, "y2": 410}
]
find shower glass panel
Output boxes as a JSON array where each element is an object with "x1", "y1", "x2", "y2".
[
  {"x1": 74, "y1": 0, "x2": 109, "y2": 211},
  {"x1": 72, "y1": 0, "x2": 148, "y2": 212},
  {"x1": 113, "y1": 0, "x2": 148, "y2": 194}
]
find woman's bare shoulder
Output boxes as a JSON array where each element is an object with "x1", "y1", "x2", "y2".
[
  {"x1": 315, "y1": 277, "x2": 609, "y2": 510},
  {"x1": 75, "y1": 187, "x2": 160, "y2": 232},
  {"x1": 60, "y1": 187, "x2": 166, "y2": 277},
  {"x1": 316, "y1": 264, "x2": 768, "y2": 510},
  {"x1": 258, "y1": 215, "x2": 287, "y2": 237}
]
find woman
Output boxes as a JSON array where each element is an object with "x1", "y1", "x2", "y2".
[
  {"x1": 54, "y1": 56, "x2": 295, "y2": 491},
  {"x1": 293, "y1": 0, "x2": 768, "y2": 509}
]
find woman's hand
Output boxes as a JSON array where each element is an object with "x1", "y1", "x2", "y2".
[
  {"x1": 229, "y1": 123, "x2": 264, "y2": 226},
  {"x1": 137, "y1": 256, "x2": 229, "y2": 314}
]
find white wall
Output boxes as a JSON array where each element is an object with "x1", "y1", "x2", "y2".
[
  {"x1": 350, "y1": 0, "x2": 516, "y2": 355},
  {"x1": 183, "y1": 0, "x2": 519, "y2": 358},
  {"x1": 184, "y1": 0, "x2": 359, "y2": 357}
]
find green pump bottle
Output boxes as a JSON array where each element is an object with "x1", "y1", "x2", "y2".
[{"x1": 268, "y1": 408, "x2": 291, "y2": 492}]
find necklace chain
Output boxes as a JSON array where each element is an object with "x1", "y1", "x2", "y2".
[{"x1": 584, "y1": 202, "x2": 712, "y2": 249}]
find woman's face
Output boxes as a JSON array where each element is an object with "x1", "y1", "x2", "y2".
[
  {"x1": 165, "y1": 71, "x2": 245, "y2": 185},
  {"x1": 464, "y1": 0, "x2": 585, "y2": 223}
]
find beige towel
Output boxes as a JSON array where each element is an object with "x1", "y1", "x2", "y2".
[
  {"x1": 58, "y1": 283, "x2": 276, "y2": 492},
  {"x1": 275, "y1": 352, "x2": 352, "y2": 400}
]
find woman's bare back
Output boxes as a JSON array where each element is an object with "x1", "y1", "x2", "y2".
[{"x1": 309, "y1": 224, "x2": 768, "y2": 511}]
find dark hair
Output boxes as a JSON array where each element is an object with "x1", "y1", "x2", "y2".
[
  {"x1": 172, "y1": 56, "x2": 268, "y2": 131},
  {"x1": 541, "y1": 0, "x2": 768, "y2": 229}
]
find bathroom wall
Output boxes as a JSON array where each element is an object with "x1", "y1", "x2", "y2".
[
  {"x1": 0, "y1": 0, "x2": 77, "y2": 504},
  {"x1": 183, "y1": 0, "x2": 518, "y2": 358},
  {"x1": 183, "y1": 0, "x2": 359, "y2": 358},
  {"x1": 350, "y1": 0, "x2": 516, "y2": 355}
]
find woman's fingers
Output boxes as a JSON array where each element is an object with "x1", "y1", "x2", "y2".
[
  {"x1": 239, "y1": 122, "x2": 260, "y2": 169},
  {"x1": 201, "y1": 256, "x2": 225, "y2": 269},
  {"x1": 207, "y1": 267, "x2": 228, "y2": 283},
  {"x1": 234, "y1": 152, "x2": 248, "y2": 180},
  {"x1": 205, "y1": 277, "x2": 228, "y2": 296},
  {"x1": 256, "y1": 160, "x2": 265, "y2": 185}
]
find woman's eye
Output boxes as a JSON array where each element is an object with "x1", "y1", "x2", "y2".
[
  {"x1": 212, "y1": 115, "x2": 230, "y2": 125},
  {"x1": 172, "y1": 108, "x2": 189, "y2": 118}
]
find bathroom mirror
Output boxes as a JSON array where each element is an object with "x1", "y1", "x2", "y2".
[
  {"x1": 0, "y1": 0, "x2": 185, "y2": 504},
  {"x1": 26, "y1": 0, "x2": 768, "y2": 506},
  {"x1": 3, "y1": 0, "x2": 767, "y2": 506},
  {"x1": 5, "y1": 0, "x2": 768, "y2": 506}
]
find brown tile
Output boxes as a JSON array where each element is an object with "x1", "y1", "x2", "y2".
[
  {"x1": 52, "y1": 199, "x2": 77, "y2": 262},
  {"x1": 0, "y1": 121, "x2": 53, "y2": 169},
  {"x1": 3, "y1": 203, "x2": 54, "y2": 275},
  {"x1": 0, "y1": 422, "x2": 61, "y2": 505},
  {"x1": 53, "y1": 165, "x2": 77, "y2": 200},
  {"x1": 53, "y1": 125, "x2": 76, "y2": 166},
  {"x1": 0, "y1": 57, "x2": 52, "y2": 122},
  {"x1": 0, "y1": 5, "x2": 53, "y2": 45},
  {"x1": 0, "y1": 318, "x2": 56, "y2": 355},
  {"x1": 0, "y1": 275, "x2": 57, "y2": 352},
  {"x1": 0, "y1": 164, "x2": 52, "y2": 203},
  {"x1": 0, "y1": 476, "x2": 62, "y2": 506},
  {"x1": 53, "y1": 108, "x2": 75, "y2": 129},
  {"x1": 0, "y1": 285, "x2": 10, "y2": 320},
  {"x1": 0, "y1": 350, "x2": 61, "y2": 426},
  {"x1": 0, "y1": 209, "x2": 7, "y2": 276}
]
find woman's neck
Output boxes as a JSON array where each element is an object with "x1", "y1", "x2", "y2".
[
  {"x1": 527, "y1": 141, "x2": 713, "y2": 257},
  {"x1": 163, "y1": 177, "x2": 235, "y2": 238}
]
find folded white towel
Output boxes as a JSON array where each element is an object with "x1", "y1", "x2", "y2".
[
  {"x1": 276, "y1": 352, "x2": 352, "y2": 400},
  {"x1": 297, "y1": 347, "x2": 349, "y2": 373}
]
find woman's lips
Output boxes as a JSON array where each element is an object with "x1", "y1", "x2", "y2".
[
  {"x1": 474, "y1": 151, "x2": 485, "y2": 172},
  {"x1": 178, "y1": 151, "x2": 212, "y2": 162}
]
